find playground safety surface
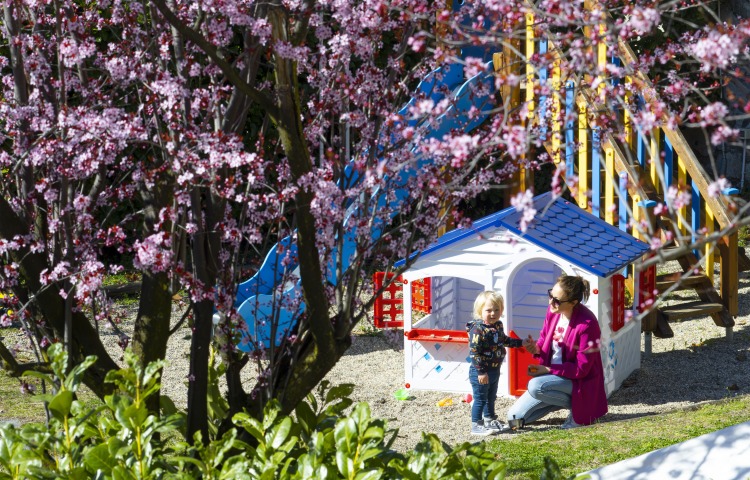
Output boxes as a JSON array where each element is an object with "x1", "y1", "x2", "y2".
[{"x1": 583, "y1": 421, "x2": 750, "y2": 479}]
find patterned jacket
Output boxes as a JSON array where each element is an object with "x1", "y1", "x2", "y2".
[{"x1": 466, "y1": 321, "x2": 523, "y2": 374}]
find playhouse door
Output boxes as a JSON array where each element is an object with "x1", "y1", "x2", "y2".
[{"x1": 507, "y1": 260, "x2": 563, "y2": 396}]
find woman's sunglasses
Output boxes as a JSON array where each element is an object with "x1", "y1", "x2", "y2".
[{"x1": 547, "y1": 289, "x2": 572, "y2": 307}]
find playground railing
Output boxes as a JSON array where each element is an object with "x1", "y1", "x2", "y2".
[{"x1": 512, "y1": 12, "x2": 739, "y2": 316}]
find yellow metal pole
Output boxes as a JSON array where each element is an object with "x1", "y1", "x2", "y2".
[
  {"x1": 632, "y1": 194, "x2": 643, "y2": 240},
  {"x1": 525, "y1": 12, "x2": 535, "y2": 123},
  {"x1": 650, "y1": 129, "x2": 661, "y2": 194},
  {"x1": 605, "y1": 146, "x2": 615, "y2": 225},
  {"x1": 578, "y1": 100, "x2": 588, "y2": 209},
  {"x1": 623, "y1": 77, "x2": 633, "y2": 151}
]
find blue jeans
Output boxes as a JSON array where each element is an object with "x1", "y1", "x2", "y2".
[
  {"x1": 507, "y1": 374, "x2": 573, "y2": 425},
  {"x1": 469, "y1": 366, "x2": 500, "y2": 423}
]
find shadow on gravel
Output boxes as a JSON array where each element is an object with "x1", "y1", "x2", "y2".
[
  {"x1": 607, "y1": 321, "x2": 750, "y2": 408},
  {"x1": 345, "y1": 331, "x2": 404, "y2": 356}
]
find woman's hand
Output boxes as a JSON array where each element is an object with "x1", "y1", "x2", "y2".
[
  {"x1": 523, "y1": 334, "x2": 539, "y2": 355},
  {"x1": 527, "y1": 364, "x2": 550, "y2": 377},
  {"x1": 478, "y1": 373, "x2": 489, "y2": 385}
]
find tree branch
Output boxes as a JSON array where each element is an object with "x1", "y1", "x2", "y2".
[{"x1": 149, "y1": 0, "x2": 280, "y2": 119}]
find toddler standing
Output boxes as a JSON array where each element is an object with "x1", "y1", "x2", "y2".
[{"x1": 467, "y1": 291, "x2": 523, "y2": 436}]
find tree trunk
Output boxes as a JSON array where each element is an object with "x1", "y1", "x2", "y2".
[
  {"x1": 185, "y1": 190, "x2": 223, "y2": 442},
  {"x1": 277, "y1": 333, "x2": 351, "y2": 417},
  {"x1": 186, "y1": 298, "x2": 215, "y2": 442},
  {"x1": 131, "y1": 270, "x2": 173, "y2": 412}
]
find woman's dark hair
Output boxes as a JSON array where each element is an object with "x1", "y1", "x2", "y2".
[{"x1": 556, "y1": 274, "x2": 590, "y2": 304}]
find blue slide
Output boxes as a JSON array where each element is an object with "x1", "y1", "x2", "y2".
[{"x1": 234, "y1": 59, "x2": 498, "y2": 351}]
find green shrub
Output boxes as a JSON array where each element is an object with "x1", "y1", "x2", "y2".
[
  {"x1": 738, "y1": 225, "x2": 750, "y2": 248},
  {"x1": 0, "y1": 345, "x2": 572, "y2": 479}
]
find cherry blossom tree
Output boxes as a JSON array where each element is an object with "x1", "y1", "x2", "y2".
[{"x1": 1, "y1": 0, "x2": 748, "y2": 444}]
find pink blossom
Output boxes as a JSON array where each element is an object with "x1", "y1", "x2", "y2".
[
  {"x1": 621, "y1": 8, "x2": 661, "y2": 38},
  {"x1": 707, "y1": 178, "x2": 732, "y2": 198},
  {"x1": 20, "y1": 381, "x2": 36, "y2": 395},
  {"x1": 632, "y1": 111, "x2": 659, "y2": 132},
  {"x1": 690, "y1": 30, "x2": 740, "y2": 72},
  {"x1": 40, "y1": 262, "x2": 71, "y2": 285},
  {"x1": 511, "y1": 189, "x2": 537, "y2": 233},
  {"x1": 133, "y1": 233, "x2": 173, "y2": 273},
  {"x1": 502, "y1": 125, "x2": 527, "y2": 159},
  {"x1": 698, "y1": 102, "x2": 728, "y2": 127},
  {"x1": 407, "y1": 34, "x2": 426, "y2": 53},
  {"x1": 711, "y1": 126, "x2": 739, "y2": 146},
  {"x1": 72, "y1": 194, "x2": 90, "y2": 212},
  {"x1": 409, "y1": 99, "x2": 435, "y2": 119},
  {"x1": 464, "y1": 57, "x2": 487, "y2": 79},
  {"x1": 666, "y1": 185, "x2": 692, "y2": 209}
]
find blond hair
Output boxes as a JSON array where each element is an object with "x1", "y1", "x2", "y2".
[{"x1": 472, "y1": 291, "x2": 505, "y2": 319}]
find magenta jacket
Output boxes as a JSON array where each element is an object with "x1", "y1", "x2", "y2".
[{"x1": 534, "y1": 303, "x2": 608, "y2": 425}]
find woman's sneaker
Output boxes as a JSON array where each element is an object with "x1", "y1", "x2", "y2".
[
  {"x1": 483, "y1": 418, "x2": 511, "y2": 433},
  {"x1": 560, "y1": 413, "x2": 581, "y2": 430},
  {"x1": 470, "y1": 422, "x2": 494, "y2": 436}
]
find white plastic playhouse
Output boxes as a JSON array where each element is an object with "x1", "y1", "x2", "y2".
[{"x1": 379, "y1": 192, "x2": 652, "y2": 399}]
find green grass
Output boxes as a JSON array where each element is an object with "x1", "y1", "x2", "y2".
[
  {"x1": 487, "y1": 395, "x2": 750, "y2": 478},
  {"x1": 738, "y1": 225, "x2": 750, "y2": 248},
  {"x1": 0, "y1": 331, "x2": 102, "y2": 424},
  {"x1": 0, "y1": 369, "x2": 103, "y2": 423},
  {"x1": 0, "y1": 369, "x2": 48, "y2": 423}
]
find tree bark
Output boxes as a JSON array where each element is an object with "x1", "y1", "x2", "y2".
[
  {"x1": 185, "y1": 190, "x2": 223, "y2": 443},
  {"x1": 131, "y1": 270, "x2": 173, "y2": 412}
]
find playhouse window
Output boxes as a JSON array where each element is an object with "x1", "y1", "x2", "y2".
[{"x1": 407, "y1": 276, "x2": 483, "y2": 343}]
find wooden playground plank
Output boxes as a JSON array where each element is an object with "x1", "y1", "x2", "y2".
[{"x1": 659, "y1": 301, "x2": 724, "y2": 321}]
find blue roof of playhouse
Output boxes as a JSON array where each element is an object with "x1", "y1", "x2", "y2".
[{"x1": 396, "y1": 192, "x2": 650, "y2": 278}]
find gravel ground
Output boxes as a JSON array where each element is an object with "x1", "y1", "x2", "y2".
[{"x1": 5, "y1": 262, "x2": 749, "y2": 454}]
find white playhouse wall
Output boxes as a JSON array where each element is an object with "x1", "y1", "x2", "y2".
[
  {"x1": 402, "y1": 227, "x2": 642, "y2": 398},
  {"x1": 596, "y1": 277, "x2": 642, "y2": 396},
  {"x1": 403, "y1": 276, "x2": 483, "y2": 393}
]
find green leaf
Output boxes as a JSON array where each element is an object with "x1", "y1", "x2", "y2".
[
  {"x1": 233, "y1": 413, "x2": 264, "y2": 442},
  {"x1": 295, "y1": 400, "x2": 317, "y2": 434},
  {"x1": 142, "y1": 360, "x2": 167, "y2": 386},
  {"x1": 350, "y1": 403, "x2": 372, "y2": 434},
  {"x1": 64, "y1": 356, "x2": 98, "y2": 392},
  {"x1": 333, "y1": 418, "x2": 356, "y2": 455},
  {"x1": 21, "y1": 370, "x2": 55, "y2": 385},
  {"x1": 116, "y1": 402, "x2": 147, "y2": 429},
  {"x1": 169, "y1": 455, "x2": 206, "y2": 470},
  {"x1": 111, "y1": 464, "x2": 137, "y2": 480},
  {"x1": 261, "y1": 400, "x2": 282, "y2": 431},
  {"x1": 267, "y1": 417, "x2": 293, "y2": 450},
  {"x1": 108, "y1": 437, "x2": 128, "y2": 458},
  {"x1": 84, "y1": 444, "x2": 116, "y2": 475},
  {"x1": 357, "y1": 443, "x2": 384, "y2": 464},
  {"x1": 48, "y1": 390, "x2": 74, "y2": 421},
  {"x1": 485, "y1": 463, "x2": 508, "y2": 480},
  {"x1": 355, "y1": 470, "x2": 383, "y2": 480},
  {"x1": 325, "y1": 383, "x2": 355, "y2": 404},
  {"x1": 160, "y1": 394, "x2": 179, "y2": 416}
]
